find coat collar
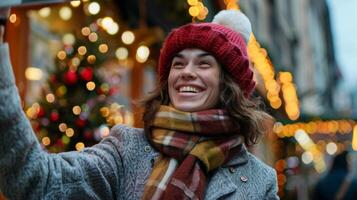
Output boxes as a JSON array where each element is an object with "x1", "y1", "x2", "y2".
[
  {"x1": 205, "y1": 145, "x2": 250, "y2": 199},
  {"x1": 223, "y1": 144, "x2": 249, "y2": 167}
]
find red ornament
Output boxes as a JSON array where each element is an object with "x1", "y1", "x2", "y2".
[
  {"x1": 55, "y1": 139, "x2": 64, "y2": 147},
  {"x1": 96, "y1": 87, "x2": 104, "y2": 95},
  {"x1": 75, "y1": 118, "x2": 86, "y2": 128},
  {"x1": 80, "y1": 67, "x2": 93, "y2": 81},
  {"x1": 109, "y1": 87, "x2": 119, "y2": 95},
  {"x1": 37, "y1": 106, "x2": 46, "y2": 117},
  {"x1": 64, "y1": 71, "x2": 78, "y2": 85},
  {"x1": 32, "y1": 121, "x2": 41, "y2": 132},
  {"x1": 50, "y1": 111, "x2": 59, "y2": 122},
  {"x1": 84, "y1": 130, "x2": 93, "y2": 140},
  {"x1": 49, "y1": 74, "x2": 57, "y2": 84}
]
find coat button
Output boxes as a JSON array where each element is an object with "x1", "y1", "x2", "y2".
[
  {"x1": 229, "y1": 167, "x2": 236, "y2": 173},
  {"x1": 240, "y1": 176, "x2": 248, "y2": 182},
  {"x1": 144, "y1": 145, "x2": 151, "y2": 152}
]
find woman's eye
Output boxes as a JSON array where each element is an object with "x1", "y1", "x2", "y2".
[
  {"x1": 172, "y1": 62, "x2": 184, "y2": 68},
  {"x1": 199, "y1": 62, "x2": 211, "y2": 68}
]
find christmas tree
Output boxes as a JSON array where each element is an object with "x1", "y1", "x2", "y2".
[{"x1": 26, "y1": 25, "x2": 125, "y2": 153}]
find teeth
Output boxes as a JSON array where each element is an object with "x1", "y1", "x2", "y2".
[{"x1": 179, "y1": 86, "x2": 199, "y2": 93}]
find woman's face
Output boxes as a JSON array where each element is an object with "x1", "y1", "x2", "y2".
[{"x1": 168, "y1": 48, "x2": 221, "y2": 112}]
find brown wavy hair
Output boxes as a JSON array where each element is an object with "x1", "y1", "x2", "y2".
[{"x1": 139, "y1": 66, "x2": 272, "y2": 146}]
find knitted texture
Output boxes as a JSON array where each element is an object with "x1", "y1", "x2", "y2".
[
  {"x1": 158, "y1": 23, "x2": 255, "y2": 97},
  {"x1": 142, "y1": 105, "x2": 243, "y2": 200}
]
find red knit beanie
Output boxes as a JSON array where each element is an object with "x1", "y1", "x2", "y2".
[{"x1": 158, "y1": 11, "x2": 256, "y2": 97}]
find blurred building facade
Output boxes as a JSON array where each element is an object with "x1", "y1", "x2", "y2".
[
  {"x1": 239, "y1": 0, "x2": 341, "y2": 118},
  {"x1": 236, "y1": 1, "x2": 345, "y2": 199}
]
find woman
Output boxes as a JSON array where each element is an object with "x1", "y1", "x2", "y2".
[{"x1": 0, "y1": 8, "x2": 278, "y2": 200}]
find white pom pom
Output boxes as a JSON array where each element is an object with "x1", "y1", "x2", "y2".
[{"x1": 212, "y1": 10, "x2": 252, "y2": 43}]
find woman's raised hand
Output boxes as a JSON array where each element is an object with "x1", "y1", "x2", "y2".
[{"x1": 0, "y1": 8, "x2": 11, "y2": 44}]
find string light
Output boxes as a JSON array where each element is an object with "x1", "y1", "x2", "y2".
[
  {"x1": 104, "y1": 103, "x2": 125, "y2": 126},
  {"x1": 248, "y1": 35, "x2": 282, "y2": 110},
  {"x1": 42, "y1": 137, "x2": 51, "y2": 146},
  {"x1": 99, "y1": 125, "x2": 110, "y2": 138},
  {"x1": 101, "y1": 17, "x2": 113, "y2": 28},
  {"x1": 295, "y1": 129, "x2": 326, "y2": 173},
  {"x1": 274, "y1": 120, "x2": 357, "y2": 138},
  {"x1": 99, "y1": 44, "x2": 109, "y2": 53},
  {"x1": 59, "y1": 123, "x2": 67, "y2": 132},
  {"x1": 25, "y1": 67, "x2": 43, "y2": 81},
  {"x1": 136, "y1": 45, "x2": 150, "y2": 63},
  {"x1": 236, "y1": 0, "x2": 286, "y2": 112},
  {"x1": 88, "y1": 32, "x2": 98, "y2": 42},
  {"x1": 100, "y1": 107, "x2": 110, "y2": 117},
  {"x1": 116, "y1": 47, "x2": 129, "y2": 60},
  {"x1": 75, "y1": 142, "x2": 85, "y2": 151},
  {"x1": 187, "y1": 0, "x2": 208, "y2": 20},
  {"x1": 87, "y1": 55, "x2": 96, "y2": 64},
  {"x1": 9, "y1": 14, "x2": 17, "y2": 24},
  {"x1": 46, "y1": 93, "x2": 55, "y2": 103},
  {"x1": 72, "y1": 106, "x2": 81, "y2": 115},
  {"x1": 38, "y1": 7, "x2": 51, "y2": 18},
  {"x1": 187, "y1": 0, "x2": 198, "y2": 5},
  {"x1": 88, "y1": 2, "x2": 101, "y2": 15},
  {"x1": 70, "y1": 1, "x2": 81, "y2": 7},
  {"x1": 86, "y1": 81, "x2": 96, "y2": 91},
  {"x1": 106, "y1": 22, "x2": 119, "y2": 35},
  {"x1": 62, "y1": 33, "x2": 76, "y2": 46},
  {"x1": 81, "y1": 27, "x2": 91, "y2": 36},
  {"x1": 71, "y1": 57, "x2": 81, "y2": 69},
  {"x1": 100, "y1": 17, "x2": 119, "y2": 35},
  {"x1": 77, "y1": 46, "x2": 87, "y2": 55},
  {"x1": 326, "y1": 142, "x2": 338, "y2": 155},
  {"x1": 197, "y1": 7, "x2": 209, "y2": 20},
  {"x1": 66, "y1": 128, "x2": 75, "y2": 137},
  {"x1": 57, "y1": 51, "x2": 66, "y2": 60},
  {"x1": 301, "y1": 151, "x2": 313, "y2": 164},
  {"x1": 59, "y1": 6, "x2": 72, "y2": 21},
  {"x1": 26, "y1": 103, "x2": 40, "y2": 119},
  {"x1": 121, "y1": 31, "x2": 135, "y2": 45},
  {"x1": 279, "y1": 72, "x2": 300, "y2": 120},
  {"x1": 189, "y1": 6, "x2": 200, "y2": 17},
  {"x1": 224, "y1": 0, "x2": 239, "y2": 10}
]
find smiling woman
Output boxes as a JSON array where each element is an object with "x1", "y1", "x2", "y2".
[
  {"x1": 138, "y1": 10, "x2": 278, "y2": 200},
  {"x1": 0, "y1": 8, "x2": 278, "y2": 200}
]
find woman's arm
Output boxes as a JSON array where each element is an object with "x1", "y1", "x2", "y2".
[
  {"x1": 0, "y1": 12, "x2": 123, "y2": 200},
  {"x1": 265, "y1": 169, "x2": 280, "y2": 200}
]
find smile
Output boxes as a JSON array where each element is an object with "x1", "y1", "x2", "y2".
[{"x1": 178, "y1": 86, "x2": 202, "y2": 93}]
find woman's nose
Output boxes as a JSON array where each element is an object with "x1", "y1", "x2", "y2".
[{"x1": 180, "y1": 63, "x2": 197, "y2": 80}]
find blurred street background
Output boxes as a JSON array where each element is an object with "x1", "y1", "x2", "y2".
[{"x1": 1, "y1": 0, "x2": 357, "y2": 199}]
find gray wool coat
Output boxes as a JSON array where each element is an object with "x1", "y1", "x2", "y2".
[{"x1": 0, "y1": 43, "x2": 279, "y2": 200}]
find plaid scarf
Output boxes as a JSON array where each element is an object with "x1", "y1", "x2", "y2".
[{"x1": 142, "y1": 105, "x2": 244, "y2": 200}]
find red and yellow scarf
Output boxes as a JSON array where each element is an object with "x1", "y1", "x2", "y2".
[{"x1": 142, "y1": 105, "x2": 244, "y2": 200}]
